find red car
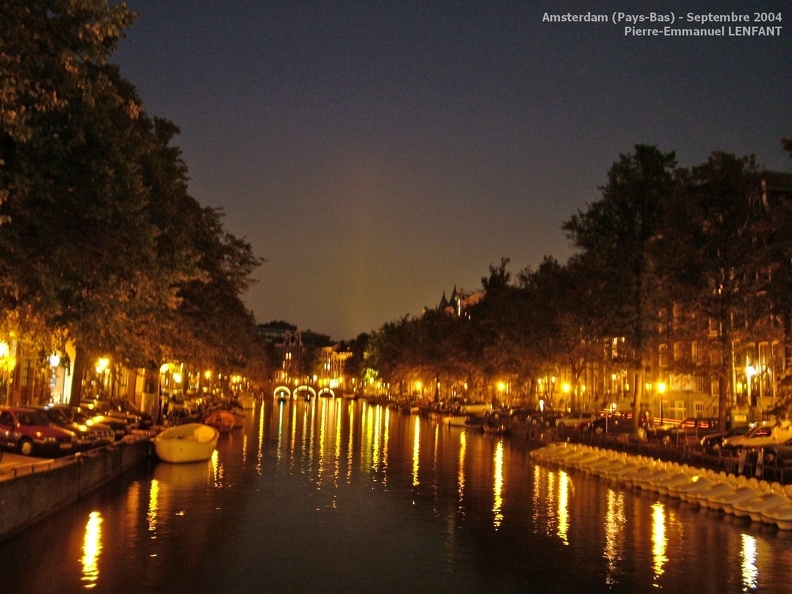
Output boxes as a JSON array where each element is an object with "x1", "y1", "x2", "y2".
[{"x1": 0, "y1": 406, "x2": 77, "y2": 456}]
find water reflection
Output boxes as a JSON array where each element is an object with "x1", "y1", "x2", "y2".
[
  {"x1": 80, "y1": 511, "x2": 103, "y2": 589},
  {"x1": 492, "y1": 440, "x2": 504, "y2": 529},
  {"x1": 147, "y1": 479, "x2": 159, "y2": 536},
  {"x1": 458, "y1": 430, "x2": 466, "y2": 513},
  {"x1": 557, "y1": 471, "x2": 569, "y2": 545},
  {"x1": 652, "y1": 502, "x2": 668, "y2": 582},
  {"x1": 604, "y1": 488, "x2": 625, "y2": 586},
  {"x1": 4, "y1": 400, "x2": 792, "y2": 592},
  {"x1": 412, "y1": 414, "x2": 420, "y2": 487},
  {"x1": 742, "y1": 533, "x2": 758, "y2": 591}
]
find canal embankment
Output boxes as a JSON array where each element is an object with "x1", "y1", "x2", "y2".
[{"x1": 0, "y1": 436, "x2": 151, "y2": 543}]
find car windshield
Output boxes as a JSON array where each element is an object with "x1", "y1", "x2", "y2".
[{"x1": 16, "y1": 410, "x2": 52, "y2": 426}]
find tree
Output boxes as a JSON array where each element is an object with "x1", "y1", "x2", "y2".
[
  {"x1": 660, "y1": 152, "x2": 767, "y2": 428},
  {"x1": 0, "y1": 2, "x2": 266, "y2": 403},
  {"x1": 563, "y1": 145, "x2": 677, "y2": 427}
]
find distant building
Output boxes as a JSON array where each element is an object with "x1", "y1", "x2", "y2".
[{"x1": 438, "y1": 285, "x2": 485, "y2": 318}]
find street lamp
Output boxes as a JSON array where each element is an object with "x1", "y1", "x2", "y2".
[{"x1": 746, "y1": 365, "x2": 756, "y2": 407}]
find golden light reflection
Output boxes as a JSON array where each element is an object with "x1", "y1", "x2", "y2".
[
  {"x1": 347, "y1": 402, "x2": 354, "y2": 482},
  {"x1": 256, "y1": 405, "x2": 265, "y2": 473},
  {"x1": 604, "y1": 488, "x2": 625, "y2": 586},
  {"x1": 147, "y1": 479, "x2": 159, "y2": 535},
  {"x1": 741, "y1": 533, "x2": 758, "y2": 591},
  {"x1": 532, "y1": 464, "x2": 542, "y2": 528},
  {"x1": 493, "y1": 440, "x2": 504, "y2": 529},
  {"x1": 545, "y1": 470, "x2": 556, "y2": 533},
  {"x1": 651, "y1": 502, "x2": 667, "y2": 581},
  {"x1": 317, "y1": 397, "x2": 327, "y2": 488},
  {"x1": 80, "y1": 511, "x2": 103, "y2": 589},
  {"x1": 276, "y1": 401, "x2": 284, "y2": 464},
  {"x1": 557, "y1": 471, "x2": 569, "y2": 545},
  {"x1": 382, "y1": 407, "x2": 390, "y2": 485},
  {"x1": 372, "y1": 404, "x2": 381, "y2": 471},
  {"x1": 458, "y1": 431, "x2": 467, "y2": 510},
  {"x1": 290, "y1": 400, "x2": 297, "y2": 467},
  {"x1": 412, "y1": 415, "x2": 420, "y2": 487},
  {"x1": 212, "y1": 449, "x2": 224, "y2": 487},
  {"x1": 334, "y1": 398, "x2": 342, "y2": 484}
]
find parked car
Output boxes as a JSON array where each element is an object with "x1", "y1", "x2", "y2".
[
  {"x1": 757, "y1": 438, "x2": 792, "y2": 467},
  {"x1": 701, "y1": 424, "x2": 753, "y2": 451},
  {"x1": 0, "y1": 406, "x2": 77, "y2": 456},
  {"x1": 75, "y1": 406, "x2": 132, "y2": 440},
  {"x1": 45, "y1": 405, "x2": 115, "y2": 448},
  {"x1": 646, "y1": 417, "x2": 720, "y2": 446},
  {"x1": 83, "y1": 398, "x2": 150, "y2": 430},
  {"x1": 34, "y1": 406, "x2": 97, "y2": 451},
  {"x1": 721, "y1": 421, "x2": 776, "y2": 453},
  {"x1": 590, "y1": 410, "x2": 650, "y2": 435},
  {"x1": 106, "y1": 399, "x2": 154, "y2": 429},
  {"x1": 555, "y1": 410, "x2": 597, "y2": 431}
]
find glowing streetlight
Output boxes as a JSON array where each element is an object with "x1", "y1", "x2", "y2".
[{"x1": 746, "y1": 365, "x2": 756, "y2": 406}]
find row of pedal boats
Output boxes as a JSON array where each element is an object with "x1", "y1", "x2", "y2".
[{"x1": 531, "y1": 442, "x2": 792, "y2": 530}]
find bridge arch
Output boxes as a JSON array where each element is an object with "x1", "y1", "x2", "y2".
[{"x1": 294, "y1": 385, "x2": 317, "y2": 400}]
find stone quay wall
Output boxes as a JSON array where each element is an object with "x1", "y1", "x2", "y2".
[{"x1": 0, "y1": 438, "x2": 151, "y2": 543}]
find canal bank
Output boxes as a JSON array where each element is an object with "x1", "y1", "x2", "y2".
[{"x1": 0, "y1": 437, "x2": 150, "y2": 543}]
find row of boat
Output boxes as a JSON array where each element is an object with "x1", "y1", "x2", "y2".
[{"x1": 531, "y1": 442, "x2": 792, "y2": 530}]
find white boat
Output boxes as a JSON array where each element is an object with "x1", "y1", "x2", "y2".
[
  {"x1": 153, "y1": 423, "x2": 219, "y2": 463},
  {"x1": 441, "y1": 415, "x2": 469, "y2": 427},
  {"x1": 733, "y1": 491, "x2": 790, "y2": 522}
]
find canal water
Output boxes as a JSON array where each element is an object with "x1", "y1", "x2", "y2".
[{"x1": 1, "y1": 398, "x2": 791, "y2": 593}]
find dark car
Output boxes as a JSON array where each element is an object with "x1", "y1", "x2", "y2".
[
  {"x1": 701, "y1": 424, "x2": 753, "y2": 451},
  {"x1": 555, "y1": 410, "x2": 597, "y2": 431},
  {"x1": 721, "y1": 421, "x2": 775, "y2": 454},
  {"x1": 75, "y1": 406, "x2": 132, "y2": 440},
  {"x1": 91, "y1": 399, "x2": 154, "y2": 430},
  {"x1": 757, "y1": 438, "x2": 792, "y2": 467},
  {"x1": 46, "y1": 405, "x2": 115, "y2": 448},
  {"x1": 646, "y1": 417, "x2": 720, "y2": 446},
  {"x1": 0, "y1": 406, "x2": 77, "y2": 456},
  {"x1": 35, "y1": 406, "x2": 97, "y2": 451},
  {"x1": 590, "y1": 410, "x2": 650, "y2": 435}
]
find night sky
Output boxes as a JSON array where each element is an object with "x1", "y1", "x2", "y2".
[{"x1": 111, "y1": 0, "x2": 792, "y2": 340}]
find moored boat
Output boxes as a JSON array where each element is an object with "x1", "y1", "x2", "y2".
[
  {"x1": 203, "y1": 409, "x2": 236, "y2": 434},
  {"x1": 153, "y1": 423, "x2": 220, "y2": 463},
  {"x1": 442, "y1": 415, "x2": 469, "y2": 427}
]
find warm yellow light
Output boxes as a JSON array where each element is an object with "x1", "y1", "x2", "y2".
[
  {"x1": 657, "y1": 382, "x2": 667, "y2": 394},
  {"x1": 95, "y1": 357, "x2": 109, "y2": 374},
  {"x1": 160, "y1": 363, "x2": 170, "y2": 374},
  {"x1": 415, "y1": 381, "x2": 422, "y2": 391},
  {"x1": 746, "y1": 365, "x2": 756, "y2": 379},
  {"x1": 172, "y1": 371, "x2": 183, "y2": 384},
  {"x1": 49, "y1": 353, "x2": 61, "y2": 367},
  {"x1": 498, "y1": 382, "x2": 506, "y2": 392},
  {"x1": 562, "y1": 383, "x2": 571, "y2": 393},
  {"x1": 204, "y1": 370, "x2": 212, "y2": 380},
  {"x1": 0, "y1": 341, "x2": 9, "y2": 358}
]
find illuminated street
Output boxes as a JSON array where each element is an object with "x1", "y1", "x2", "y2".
[{"x1": 2, "y1": 399, "x2": 791, "y2": 593}]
